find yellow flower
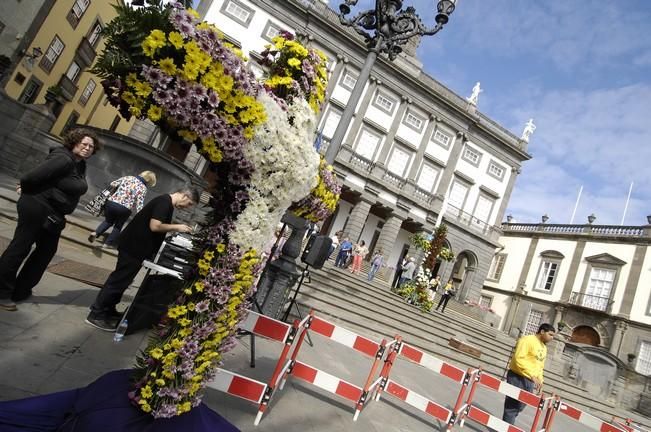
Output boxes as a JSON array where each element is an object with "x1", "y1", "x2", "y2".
[
  {"x1": 128, "y1": 106, "x2": 142, "y2": 117},
  {"x1": 288, "y1": 57, "x2": 301, "y2": 68},
  {"x1": 178, "y1": 318, "x2": 192, "y2": 327},
  {"x1": 187, "y1": 8, "x2": 200, "y2": 19},
  {"x1": 139, "y1": 401, "x2": 152, "y2": 413},
  {"x1": 184, "y1": 288, "x2": 193, "y2": 295},
  {"x1": 140, "y1": 385, "x2": 153, "y2": 399},
  {"x1": 155, "y1": 379, "x2": 166, "y2": 386},
  {"x1": 121, "y1": 91, "x2": 136, "y2": 105},
  {"x1": 216, "y1": 244, "x2": 226, "y2": 253},
  {"x1": 157, "y1": 57, "x2": 177, "y2": 75},
  {"x1": 149, "y1": 347, "x2": 164, "y2": 359},
  {"x1": 168, "y1": 31, "x2": 184, "y2": 49},
  {"x1": 178, "y1": 129, "x2": 198, "y2": 142},
  {"x1": 147, "y1": 105, "x2": 162, "y2": 122},
  {"x1": 194, "y1": 281, "x2": 205, "y2": 292}
]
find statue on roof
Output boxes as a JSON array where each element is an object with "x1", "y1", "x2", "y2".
[
  {"x1": 467, "y1": 81, "x2": 482, "y2": 105},
  {"x1": 521, "y1": 118, "x2": 536, "y2": 142}
]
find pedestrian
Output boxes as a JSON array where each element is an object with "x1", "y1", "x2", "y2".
[
  {"x1": 327, "y1": 230, "x2": 341, "y2": 260},
  {"x1": 350, "y1": 240, "x2": 368, "y2": 274},
  {"x1": 0, "y1": 129, "x2": 101, "y2": 311},
  {"x1": 434, "y1": 279, "x2": 455, "y2": 313},
  {"x1": 502, "y1": 323, "x2": 556, "y2": 425},
  {"x1": 88, "y1": 170, "x2": 157, "y2": 249},
  {"x1": 429, "y1": 275, "x2": 441, "y2": 293},
  {"x1": 398, "y1": 257, "x2": 416, "y2": 286},
  {"x1": 334, "y1": 237, "x2": 352, "y2": 268},
  {"x1": 391, "y1": 255, "x2": 408, "y2": 290},
  {"x1": 85, "y1": 187, "x2": 199, "y2": 331},
  {"x1": 367, "y1": 249, "x2": 384, "y2": 281}
]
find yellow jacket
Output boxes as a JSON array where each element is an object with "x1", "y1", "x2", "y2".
[{"x1": 509, "y1": 334, "x2": 547, "y2": 384}]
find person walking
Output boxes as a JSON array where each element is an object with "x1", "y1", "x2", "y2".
[
  {"x1": 350, "y1": 240, "x2": 368, "y2": 274},
  {"x1": 398, "y1": 257, "x2": 416, "y2": 286},
  {"x1": 502, "y1": 323, "x2": 556, "y2": 425},
  {"x1": 0, "y1": 129, "x2": 101, "y2": 311},
  {"x1": 434, "y1": 279, "x2": 455, "y2": 313},
  {"x1": 429, "y1": 275, "x2": 442, "y2": 293},
  {"x1": 85, "y1": 187, "x2": 199, "y2": 331},
  {"x1": 391, "y1": 255, "x2": 408, "y2": 290},
  {"x1": 334, "y1": 237, "x2": 352, "y2": 268},
  {"x1": 367, "y1": 250, "x2": 384, "y2": 281},
  {"x1": 327, "y1": 231, "x2": 341, "y2": 260},
  {"x1": 88, "y1": 171, "x2": 157, "y2": 249}
]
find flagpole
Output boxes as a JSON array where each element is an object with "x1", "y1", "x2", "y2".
[
  {"x1": 620, "y1": 181, "x2": 634, "y2": 226},
  {"x1": 569, "y1": 185, "x2": 583, "y2": 224}
]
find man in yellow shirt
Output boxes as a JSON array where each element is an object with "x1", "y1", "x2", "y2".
[{"x1": 502, "y1": 323, "x2": 555, "y2": 424}]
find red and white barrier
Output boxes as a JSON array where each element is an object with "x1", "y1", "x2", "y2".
[
  {"x1": 457, "y1": 369, "x2": 551, "y2": 432},
  {"x1": 206, "y1": 310, "x2": 300, "y2": 426},
  {"x1": 372, "y1": 337, "x2": 476, "y2": 431},
  {"x1": 543, "y1": 399, "x2": 627, "y2": 432},
  {"x1": 611, "y1": 417, "x2": 650, "y2": 432},
  {"x1": 278, "y1": 311, "x2": 388, "y2": 421}
]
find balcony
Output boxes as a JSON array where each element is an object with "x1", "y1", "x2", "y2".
[
  {"x1": 445, "y1": 203, "x2": 496, "y2": 236},
  {"x1": 502, "y1": 222, "x2": 646, "y2": 238},
  {"x1": 568, "y1": 292, "x2": 613, "y2": 313},
  {"x1": 76, "y1": 37, "x2": 97, "y2": 68},
  {"x1": 57, "y1": 75, "x2": 78, "y2": 102}
]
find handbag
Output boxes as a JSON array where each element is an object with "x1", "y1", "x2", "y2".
[{"x1": 84, "y1": 183, "x2": 119, "y2": 217}]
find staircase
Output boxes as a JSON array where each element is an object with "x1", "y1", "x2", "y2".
[{"x1": 292, "y1": 262, "x2": 651, "y2": 429}]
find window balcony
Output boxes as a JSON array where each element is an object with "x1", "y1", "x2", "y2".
[
  {"x1": 57, "y1": 75, "x2": 78, "y2": 101},
  {"x1": 76, "y1": 37, "x2": 96, "y2": 68},
  {"x1": 568, "y1": 292, "x2": 613, "y2": 313}
]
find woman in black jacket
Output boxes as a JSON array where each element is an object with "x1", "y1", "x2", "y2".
[{"x1": 0, "y1": 128, "x2": 101, "y2": 311}]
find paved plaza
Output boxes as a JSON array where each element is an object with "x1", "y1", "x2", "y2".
[{"x1": 0, "y1": 176, "x2": 617, "y2": 431}]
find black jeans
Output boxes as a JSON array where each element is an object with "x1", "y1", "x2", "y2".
[
  {"x1": 502, "y1": 370, "x2": 535, "y2": 424},
  {"x1": 435, "y1": 293, "x2": 452, "y2": 312},
  {"x1": 90, "y1": 250, "x2": 143, "y2": 318},
  {"x1": 0, "y1": 195, "x2": 62, "y2": 301}
]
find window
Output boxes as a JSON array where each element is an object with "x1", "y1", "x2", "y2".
[
  {"x1": 40, "y1": 36, "x2": 65, "y2": 73},
  {"x1": 387, "y1": 147, "x2": 410, "y2": 177},
  {"x1": 416, "y1": 164, "x2": 439, "y2": 192},
  {"x1": 221, "y1": 0, "x2": 255, "y2": 27},
  {"x1": 448, "y1": 181, "x2": 468, "y2": 210},
  {"x1": 487, "y1": 160, "x2": 506, "y2": 180},
  {"x1": 432, "y1": 129, "x2": 451, "y2": 149},
  {"x1": 534, "y1": 261, "x2": 559, "y2": 292},
  {"x1": 68, "y1": 0, "x2": 90, "y2": 28},
  {"x1": 474, "y1": 195, "x2": 494, "y2": 223},
  {"x1": 88, "y1": 21, "x2": 103, "y2": 47},
  {"x1": 66, "y1": 61, "x2": 82, "y2": 83},
  {"x1": 403, "y1": 111, "x2": 424, "y2": 131},
  {"x1": 584, "y1": 267, "x2": 615, "y2": 310},
  {"x1": 340, "y1": 72, "x2": 357, "y2": 90},
  {"x1": 373, "y1": 92, "x2": 395, "y2": 114},
  {"x1": 462, "y1": 145, "x2": 482, "y2": 166},
  {"x1": 523, "y1": 310, "x2": 543, "y2": 335},
  {"x1": 18, "y1": 78, "x2": 42, "y2": 104},
  {"x1": 78, "y1": 79, "x2": 96, "y2": 106},
  {"x1": 261, "y1": 20, "x2": 281, "y2": 41},
  {"x1": 487, "y1": 254, "x2": 507, "y2": 281},
  {"x1": 636, "y1": 341, "x2": 651, "y2": 376},
  {"x1": 321, "y1": 110, "x2": 341, "y2": 139},
  {"x1": 355, "y1": 129, "x2": 380, "y2": 160},
  {"x1": 479, "y1": 295, "x2": 493, "y2": 309}
]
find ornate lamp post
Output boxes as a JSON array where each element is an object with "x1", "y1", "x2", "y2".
[{"x1": 325, "y1": 0, "x2": 457, "y2": 163}]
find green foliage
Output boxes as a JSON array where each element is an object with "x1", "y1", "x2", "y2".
[
  {"x1": 410, "y1": 233, "x2": 431, "y2": 252},
  {"x1": 90, "y1": 2, "x2": 174, "y2": 79}
]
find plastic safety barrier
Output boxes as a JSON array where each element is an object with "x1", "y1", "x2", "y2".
[
  {"x1": 611, "y1": 417, "x2": 651, "y2": 432},
  {"x1": 206, "y1": 310, "x2": 300, "y2": 425},
  {"x1": 278, "y1": 311, "x2": 388, "y2": 421},
  {"x1": 543, "y1": 398, "x2": 627, "y2": 432},
  {"x1": 457, "y1": 368, "x2": 551, "y2": 432},
  {"x1": 374, "y1": 337, "x2": 476, "y2": 431}
]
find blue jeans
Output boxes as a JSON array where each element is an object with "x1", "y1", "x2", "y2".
[
  {"x1": 335, "y1": 249, "x2": 350, "y2": 267},
  {"x1": 502, "y1": 370, "x2": 534, "y2": 424},
  {"x1": 367, "y1": 264, "x2": 380, "y2": 281},
  {"x1": 95, "y1": 201, "x2": 131, "y2": 246}
]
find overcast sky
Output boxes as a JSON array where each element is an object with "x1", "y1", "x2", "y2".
[{"x1": 331, "y1": 0, "x2": 651, "y2": 226}]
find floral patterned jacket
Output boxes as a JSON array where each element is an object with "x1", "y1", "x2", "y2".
[{"x1": 108, "y1": 175, "x2": 148, "y2": 213}]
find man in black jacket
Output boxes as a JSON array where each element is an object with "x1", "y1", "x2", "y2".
[{"x1": 85, "y1": 187, "x2": 199, "y2": 331}]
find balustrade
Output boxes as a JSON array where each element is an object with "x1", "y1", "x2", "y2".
[
  {"x1": 568, "y1": 292, "x2": 612, "y2": 313},
  {"x1": 502, "y1": 223, "x2": 645, "y2": 237}
]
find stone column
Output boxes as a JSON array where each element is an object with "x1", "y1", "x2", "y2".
[
  {"x1": 552, "y1": 305, "x2": 565, "y2": 330},
  {"x1": 376, "y1": 215, "x2": 402, "y2": 258},
  {"x1": 494, "y1": 166, "x2": 521, "y2": 224},
  {"x1": 345, "y1": 199, "x2": 372, "y2": 243},
  {"x1": 374, "y1": 95, "x2": 411, "y2": 167},
  {"x1": 618, "y1": 245, "x2": 647, "y2": 318},
  {"x1": 609, "y1": 320, "x2": 628, "y2": 356},
  {"x1": 434, "y1": 132, "x2": 465, "y2": 198},
  {"x1": 407, "y1": 114, "x2": 438, "y2": 180}
]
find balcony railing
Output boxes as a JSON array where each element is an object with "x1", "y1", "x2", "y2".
[
  {"x1": 568, "y1": 292, "x2": 613, "y2": 313},
  {"x1": 445, "y1": 203, "x2": 495, "y2": 236},
  {"x1": 76, "y1": 37, "x2": 97, "y2": 68},
  {"x1": 349, "y1": 152, "x2": 373, "y2": 173},
  {"x1": 503, "y1": 222, "x2": 646, "y2": 237},
  {"x1": 57, "y1": 75, "x2": 78, "y2": 101}
]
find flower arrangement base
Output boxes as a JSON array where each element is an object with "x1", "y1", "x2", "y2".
[{"x1": 0, "y1": 369, "x2": 240, "y2": 432}]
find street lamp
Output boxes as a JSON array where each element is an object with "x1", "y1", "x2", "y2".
[
  {"x1": 324, "y1": 0, "x2": 457, "y2": 163},
  {"x1": 541, "y1": 214, "x2": 549, "y2": 224},
  {"x1": 587, "y1": 213, "x2": 596, "y2": 224}
]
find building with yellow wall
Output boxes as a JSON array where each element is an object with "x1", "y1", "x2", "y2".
[{"x1": 3, "y1": 0, "x2": 134, "y2": 136}]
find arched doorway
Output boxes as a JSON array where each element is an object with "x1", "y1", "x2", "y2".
[
  {"x1": 570, "y1": 325, "x2": 601, "y2": 346},
  {"x1": 450, "y1": 250, "x2": 478, "y2": 301}
]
